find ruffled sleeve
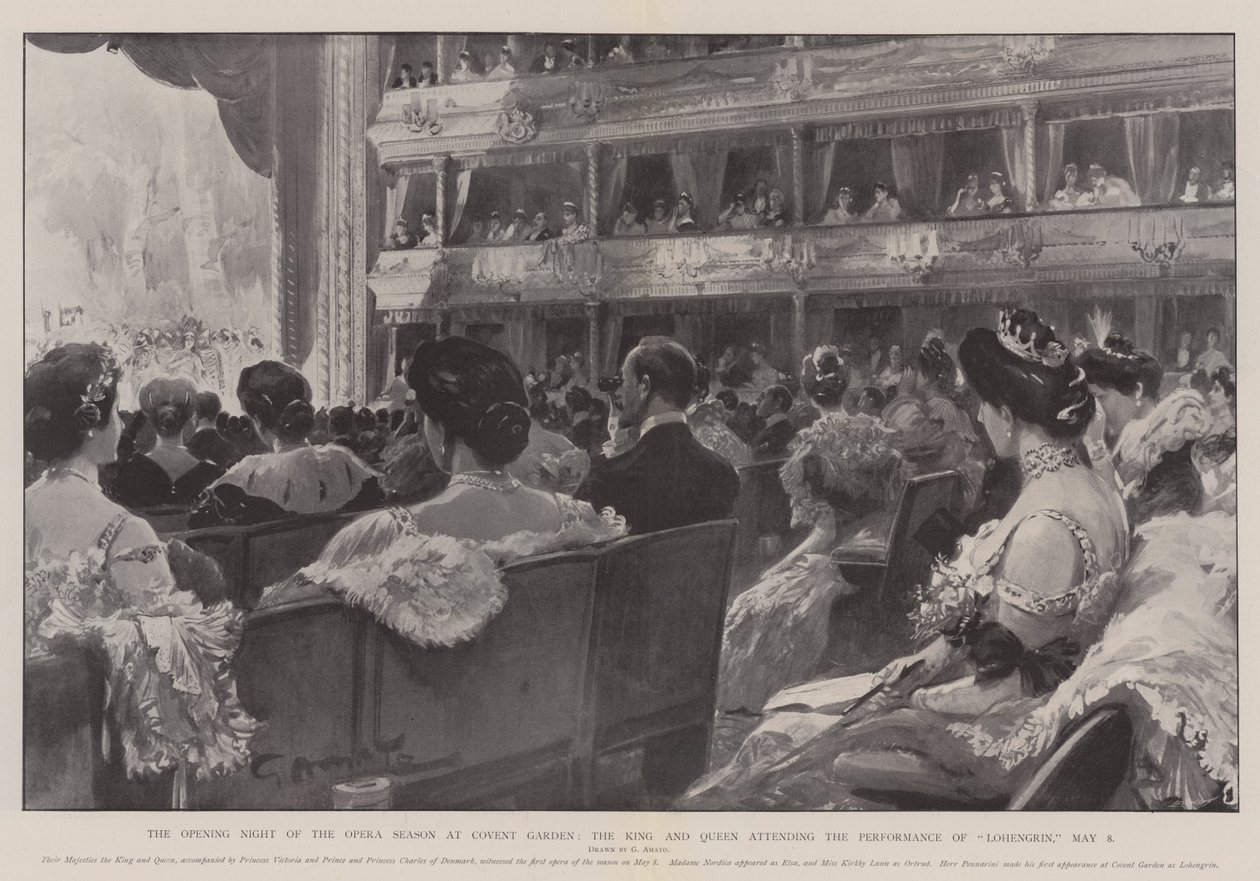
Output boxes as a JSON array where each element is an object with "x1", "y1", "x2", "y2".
[
  {"x1": 482, "y1": 496, "x2": 628, "y2": 562},
  {"x1": 1114, "y1": 390, "x2": 1212, "y2": 490},
  {"x1": 279, "y1": 509, "x2": 510, "y2": 649}
]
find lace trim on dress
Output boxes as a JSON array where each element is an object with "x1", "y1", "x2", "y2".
[{"x1": 271, "y1": 500, "x2": 627, "y2": 649}]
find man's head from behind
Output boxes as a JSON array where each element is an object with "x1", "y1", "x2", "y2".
[
  {"x1": 619, "y1": 336, "x2": 696, "y2": 429},
  {"x1": 756, "y1": 384, "x2": 793, "y2": 420}
]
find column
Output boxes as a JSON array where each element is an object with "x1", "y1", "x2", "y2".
[
  {"x1": 791, "y1": 292, "x2": 809, "y2": 363},
  {"x1": 586, "y1": 302, "x2": 601, "y2": 380},
  {"x1": 585, "y1": 142, "x2": 600, "y2": 234},
  {"x1": 1134, "y1": 294, "x2": 1158, "y2": 355},
  {"x1": 791, "y1": 128, "x2": 805, "y2": 226},
  {"x1": 387, "y1": 325, "x2": 399, "y2": 375},
  {"x1": 433, "y1": 155, "x2": 448, "y2": 247},
  {"x1": 1020, "y1": 99, "x2": 1039, "y2": 212}
]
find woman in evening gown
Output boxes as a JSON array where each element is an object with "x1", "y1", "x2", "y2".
[
  {"x1": 24, "y1": 344, "x2": 259, "y2": 807},
  {"x1": 684, "y1": 309, "x2": 1136, "y2": 810},
  {"x1": 264, "y1": 337, "x2": 626, "y2": 649},
  {"x1": 716, "y1": 346, "x2": 903, "y2": 714}
]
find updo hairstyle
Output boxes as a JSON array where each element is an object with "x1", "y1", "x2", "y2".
[
  {"x1": 1075, "y1": 333, "x2": 1163, "y2": 398},
  {"x1": 958, "y1": 308, "x2": 1094, "y2": 440},
  {"x1": 236, "y1": 360, "x2": 315, "y2": 445},
  {"x1": 408, "y1": 336, "x2": 532, "y2": 469},
  {"x1": 801, "y1": 349, "x2": 849, "y2": 408},
  {"x1": 138, "y1": 377, "x2": 197, "y2": 439},
  {"x1": 25, "y1": 343, "x2": 122, "y2": 462}
]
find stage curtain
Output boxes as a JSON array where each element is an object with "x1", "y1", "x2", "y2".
[
  {"x1": 669, "y1": 149, "x2": 727, "y2": 231},
  {"x1": 890, "y1": 133, "x2": 945, "y2": 218},
  {"x1": 26, "y1": 33, "x2": 274, "y2": 178},
  {"x1": 1125, "y1": 113, "x2": 1182, "y2": 204},
  {"x1": 807, "y1": 141, "x2": 837, "y2": 223},
  {"x1": 999, "y1": 126, "x2": 1026, "y2": 210},
  {"x1": 1038, "y1": 121, "x2": 1067, "y2": 203},
  {"x1": 599, "y1": 152, "x2": 629, "y2": 236}
]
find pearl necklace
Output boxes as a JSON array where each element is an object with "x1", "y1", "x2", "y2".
[
  {"x1": 47, "y1": 463, "x2": 99, "y2": 487},
  {"x1": 449, "y1": 471, "x2": 521, "y2": 493},
  {"x1": 1019, "y1": 442, "x2": 1080, "y2": 481}
]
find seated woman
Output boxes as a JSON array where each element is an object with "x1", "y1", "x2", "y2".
[
  {"x1": 188, "y1": 361, "x2": 382, "y2": 527},
  {"x1": 716, "y1": 346, "x2": 903, "y2": 714},
  {"x1": 683, "y1": 308, "x2": 1130, "y2": 810},
  {"x1": 1077, "y1": 335, "x2": 1210, "y2": 525},
  {"x1": 264, "y1": 337, "x2": 626, "y2": 647},
  {"x1": 881, "y1": 339, "x2": 983, "y2": 507},
  {"x1": 110, "y1": 377, "x2": 223, "y2": 509},
  {"x1": 24, "y1": 344, "x2": 259, "y2": 806},
  {"x1": 687, "y1": 360, "x2": 753, "y2": 468}
]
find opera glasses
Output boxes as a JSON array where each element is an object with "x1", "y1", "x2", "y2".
[{"x1": 596, "y1": 375, "x2": 623, "y2": 394}]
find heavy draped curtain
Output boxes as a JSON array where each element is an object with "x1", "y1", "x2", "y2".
[
  {"x1": 1038, "y1": 122, "x2": 1067, "y2": 204},
  {"x1": 1125, "y1": 114, "x2": 1182, "y2": 204},
  {"x1": 599, "y1": 313, "x2": 624, "y2": 376},
  {"x1": 889, "y1": 134, "x2": 944, "y2": 218},
  {"x1": 999, "y1": 126, "x2": 1027, "y2": 210},
  {"x1": 807, "y1": 142, "x2": 837, "y2": 223},
  {"x1": 599, "y1": 153, "x2": 629, "y2": 235},
  {"x1": 448, "y1": 169, "x2": 473, "y2": 239},
  {"x1": 669, "y1": 149, "x2": 728, "y2": 230},
  {"x1": 27, "y1": 34, "x2": 274, "y2": 177}
]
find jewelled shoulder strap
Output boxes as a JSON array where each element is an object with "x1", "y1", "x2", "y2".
[
  {"x1": 96, "y1": 512, "x2": 132, "y2": 555},
  {"x1": 975, "y1": 509, "x2": 1097, "y2": 581}
]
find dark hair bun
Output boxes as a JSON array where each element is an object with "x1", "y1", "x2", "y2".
[
  {"x1": 960, "y1": 308, "x2": 1094, "y2": 441},
  {"x1": 237, "y1": 360, "x2": 311, "y2": 436},
  {"x1": 277, "y1": 400, "x2": 316, "y2": 443},
  {"x1": 24, "y1": 343, "x2": 120, "y2": 463},
  {"x1": 469, "y1": 401, "x2": 532, "y2": 468},
  {"x1": 801, "y1": 352, "x2": 849, "y2": 407}
]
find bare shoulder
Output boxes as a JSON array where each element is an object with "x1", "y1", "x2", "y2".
[{"x1": 1000, "y1": 514, "x2": 1083, "y2": 595}]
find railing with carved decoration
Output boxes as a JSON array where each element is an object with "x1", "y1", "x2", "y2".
[{"x1": 367, "y1": 204, "x2": 1235, "y2": 319}]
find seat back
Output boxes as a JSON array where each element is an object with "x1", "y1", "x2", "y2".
[
  {"x1": 140, "y1": 504, "x2": 191, "y2": 536},
  {"x1": 24, "y1": 647, "x2": 106, "y2": 808},
  {"x1": 1007, "y1": 706, "x2": 1134, "y2": 810},
  {"x1": 189, "y1": 597, "x2": 368, "y2": 809},
  {"x1": 361, "y1": 547, "x2": 599, "y2": 808},
  {"x1": 732, "y1": 460, "x2": 791, "y2": 562},
  {"x1": 589, "y1": 520, "x2": 737, "y2": 753},
  {"x1": 878, "y1": 470, "x2": 962, "y2": 602}
]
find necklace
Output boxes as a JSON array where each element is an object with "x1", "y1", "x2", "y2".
[
  {"x1": 1019, "y1": 442, "x2": 1079, "y2": 481},
  {"x1": 47, "y1": 463, "x2": 99, "y2": 487},
  {"x1": 449, "y1": 471, "x2": 521, "y2": 493}
]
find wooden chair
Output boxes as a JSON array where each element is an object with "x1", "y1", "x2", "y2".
[
  {"x1": 586, "y1": 520, "x2": 738, "y2": 797},
  {"x1": 189, "y1": 596, "x2": 370, "y2": 809},
  {"x1": 356, "y1": 547, "x2": 600, "y2": 809},
  {"x1": 732, "y1": 459, "x2": 791, "y2": 563},
  {"x1": 24, "y1": 646, "x2": 107, "y2": 809},
  {"x1": 1007, "y1": 706, "x2": 1134, "y2": 810},
  {"x1": 830, "y1": 470, "x2": 962, "y2": 666}
]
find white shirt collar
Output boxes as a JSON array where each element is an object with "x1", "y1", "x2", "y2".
[{"x1": 640, "y1": 410, "x2": 688, "y2": 438}]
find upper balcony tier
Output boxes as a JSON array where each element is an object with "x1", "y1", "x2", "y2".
[
  {"x1": 367, "y1": 203, "x2": 1235, "y2": 322},
  {"x1": 368, "y1": 34, "x2": 1233, "y2": 170}
]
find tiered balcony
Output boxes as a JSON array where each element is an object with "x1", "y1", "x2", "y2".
[{"x1": 368, "y1": 204, "x2": 1235, "y2": 323}]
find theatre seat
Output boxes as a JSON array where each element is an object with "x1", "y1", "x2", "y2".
[
  {"x1": 1007, "y1": 706, "x2": 1134, "y2": 810},
  {"x1": 586, "y1": 520, "x2": 738, "y2": 796},
  {"x1": 732, "y1": 459, "x2": 792, "y2": 563},
  {"x1": 362, "y1": 547, "x2": 600, "y2": 809},
  {"x1": 24, "y1": 646, "x2": 106, "y2": 809}
]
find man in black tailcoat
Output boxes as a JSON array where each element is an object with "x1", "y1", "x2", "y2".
[{"x1": 575, "y1": 336, "x2": 740, "y2": 535}]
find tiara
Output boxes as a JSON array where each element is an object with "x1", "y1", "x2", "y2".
[
  {"x1": 997, "y1": 310, "x2": 1067, "y2": 369},
  {"x1": 81, "y1": 353, "x2": 119, "y2": 405}
]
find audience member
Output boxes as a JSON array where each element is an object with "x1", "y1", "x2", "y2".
[
  {"x1": 391, "y1": 63, "x2": 417, "y2": 89},
  {"x1": 862, "y1": 181, "x2": 902, "y2": 222},
  {"x1": 1169, "y1": 328, "x2": 1196, "y2": 372},
  {"x1": 576, "y1": 336, "x2": 740, "y2": 534},
  {"x1": 1213, "y1": 162, "x2": 1235, "y2": 201},
  {"x1": 110, "y1": 377, "x2": 224, "y2": 508},
  {"x1": 561, "y1": 39, "x2": 586, "y2": 69},
  {"x1": 523, "y1": 211, "x2": 552, "y2": 241},
  {"x1": 501, "y1": 208, "x2": 528, "y2": 242},
  {"x1": 389, "y1": 219, "x2": 418, "y2": 250},
  {"x1": 984, "y1": 171, "x2": 1015, "y2": 214},
  {"x1": 1194, "y1": 327, "x2": 1232, "y2": 375},
  {"x1": 186, "y1": 390, "x2": 239, "y2": 469},
  {"x1": 487, "y1": 46, "x2": 516, "y2": 80},
  {"x1": 1085, "y1": 163, "x2": 1141, "y2": 208},
  {"x1": 1180, "y1": 166, "x2": 1207, "y2": 203},
  {"x1": 1207, "y1": 366, "x2": 1236, "y2": 433},
  {"x1": 558, "y1": 202, "x2": 592, "y2": 243},
  {"x1": 948, "y1": 172, "x2": 984, "y2": 216},
  {"x1": 748, "y1": 343, "x2": 780, "y2": 389},
  {"x1": 418, "y1": 61, "x2": 438, "y2": 87},
  {"x1": 856, "y1": 385, "x2": 886, "y2": 419},
  {"x1": 485, "y1": 211, "x2": 504, "y2": 242},
  {"x1": 718, "y1": 193, "x2": 759, "y2": 230},
  {"x1": 189, "y1": 361, "x2": 382, "y2": 527},
  {"x1": 531, "y1": 42, "x2": 562, "y2": 74},
  {"x1": 751, "y1": 384, "x2": 797, "y2": 457},
  {"x1": 645, "y1": 199, "x2": 673, "y2": 235},
  {"x1": 449, "y1": 51, "x2": 478, "y2": 83},
  {"x1": 820, "y1": 187, "x2": 857, "y2": 225},
  {"x1": 762, "y1": 188, "x2": 789, "y2": 227},
  {"x1": 1049, "y1": 163, "x2": 1086, "y2": 211},
  {"x1": 613, "y1": 202, "x2": 647, "y2": 236},
  {"x1": 672, "y1": 193, "x2": 699, "y2": 233},
  {"x1": 749, "y1": 179, "x2": 770, "y2": 218}
]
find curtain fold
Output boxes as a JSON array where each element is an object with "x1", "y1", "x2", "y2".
[
  {"x1": 599, "y1": 313, "x2": 624, "y2": 376},
  {"x1": 807, "y1": 141, "x2": 837, "y2": 223},
  {"x1": 999, "y1": 126, "x2": 1026, "y2": 210},
  {"x1": 1038, "y1": 122, "x2": 1067, "y2": 204},
  {"x1": 1125, "y1": 114, "x2": 1182, "y2": 204},
  {"x1": 435, "y1": 34, "x2": 468, "y2": 82},
  {"x1": 671, "y1": 313, "x2": 715, "y2": 360},
  {"x1": 447, "y1": 169, "x2": 472, "y2": 239},
  {"x1": 505, "y1": 315, "x2": 547, "y2": 374},
  {"x1": 27, "y1": 34, "x2": 274, "y2": 177},
  {"x1": 669, "y1": 150, "x2": 727, "y2": 230},
  {"x1": 393, "y1": 174, "x2": 412, "y2": 226},
  {"x1": 599, "y1": 153, "x2": 629, "y2": 235},
  {"x1": 889, "y1": 134, "x2": 945, "y2": 218}
]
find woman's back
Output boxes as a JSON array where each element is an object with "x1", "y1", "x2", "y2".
[{"x1": 407, "y1": 481, "x2": 563, "y2": 542}]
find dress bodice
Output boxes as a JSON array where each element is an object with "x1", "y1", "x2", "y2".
[{"x1": 687, "y1": 400, "x2": 753, "y2": 467}]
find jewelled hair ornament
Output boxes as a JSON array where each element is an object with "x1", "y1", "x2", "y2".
[
  {"x1": 997, "y1": 309, "x2": 1067, "y2": 368},
  {"x1": 75, "y1": 351, "x2": 120, "y2": 428}
]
